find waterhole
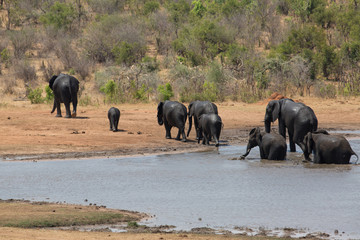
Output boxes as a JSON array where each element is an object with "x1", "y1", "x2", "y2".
[{"x1": 1, "y1": 139, "x2": 360, "y2": 239}]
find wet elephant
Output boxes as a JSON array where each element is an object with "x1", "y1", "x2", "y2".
[
  {"x1": 241, "y1": 127, "x2": 287, "y2": 160},
  {"x1": 157, "y1": 100, "x2": 187, "y2": 142},
  {"x1": 197, "y1": 113, "x2": 222, "y2": 147},
  {"x1": 264, "y1": 98, "x2": 317, "y2": 161},
  {"x1": 187, "y1": 100, "x2": 218, "y2": 140},
  {"x1": 304, "y1": 131, "x2": 358, "y2": 164},
  {"x1": 49, "y1": 74, "x2": 79, "y2": 118}
]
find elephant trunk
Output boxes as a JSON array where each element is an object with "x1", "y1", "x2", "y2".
[
  {"x1": 51, "y1": 100, "x2": 56, "y2": 113},
  {"x1": 265, "y1": 120, "x2": 271, "y2": 133},
  {"x1": 241, "y1": 143, "x2": 252, "y2": 158},
  {"x1": 187, "y1": 115, "x2": 192, "y2": 137}
]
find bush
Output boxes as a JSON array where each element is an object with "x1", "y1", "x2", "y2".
[
  {"x1": 112, "y1": 41, "x2": 147, "y2": 66},
  {"x1": 9, "y1": 28, "x2": 35, "y2": 59},
  {"x1": 143, "y1": 1, "x2": 160, "y2": 15},
  {"x1": 314, "y1": 82, "x2": 336, "y2": 98},
  {"x1": 44, "y1": 85, "x2": 54, "y2": 103},
  {"x1": 39, "y1": 2, "x2": 77, "y2": 31},
  {"x1": 100, "y1": 80, "x2": 120, "y2": 104},
  {"x1": 14, "y1": 60, "x2": 37, "y2": 84},
  {"x1": 27, "y1": 87, "x2": 44, "y2": 104},
  {"x1": 157, "y1": 83, "x2": 174, "y2": 101},
  {"x1": 202, "y1": 81, "x2": 218, "y2": 102},
  {"x1": 0, "y1": 48, "x2": 11, "y2": 67}
]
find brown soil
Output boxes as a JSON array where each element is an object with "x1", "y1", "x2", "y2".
[{"x1": 1, "y1": 97, "x2": 360, "y2": 160}]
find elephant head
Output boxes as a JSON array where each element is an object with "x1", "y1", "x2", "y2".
[
  {"x1": 242, "y1": 127, "x2": 262, "y2": 158},
  {"x1": 304, "y1": 130, "x2": 329, "y2": 158},
  {"x1": 49, "y1": 75, "x2": 58, "y2": 90},
  {"x1": 264, "y1": 100, "x2": 280, "y2": 133},
  {"x1": 157, "y1": 102, "x2": 164, "y2": 125}
]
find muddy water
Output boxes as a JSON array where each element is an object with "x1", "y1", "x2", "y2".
[{"x1": 1, "y1": 140, "x2": 360, "y2": 239}]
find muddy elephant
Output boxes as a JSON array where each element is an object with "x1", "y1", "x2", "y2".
[
  {"x1": 197, "y1": 113, "x2": 222, "y2": 147},
  {"x1": 304, "y1": 131, "x2": 358, "y2": 164},
  {"x1": 108, "y1": 107, "x2": 120, "y2": 132},
  {"x1": 264, "y1": 98, "x2": 317, "y2": 161},
  {"x1": 241, "y1": 127, "x2": 287, "y2": 160},
  {"x1": 187, "y1": 100, "x2": 218, "y2": 140},
  {"x1": 157, "y1": 100, "x2": 187, "y2": 142},
  {"x1": 49, "y1": 74, "x2": 79, "y2": 118}
]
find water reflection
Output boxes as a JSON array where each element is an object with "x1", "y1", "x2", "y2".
[{"x1": 0, "y1": 139, "x2": 359, "y2": 239}]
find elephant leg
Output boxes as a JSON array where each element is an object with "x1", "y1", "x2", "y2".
[
  {"x1": 278, "y1": 121, "x2": 286, "y2": 139},
  {"x1": 71, "y1": 98, "x2": 77, "y2": 118},
  {"x1": 55, "y1": 100, "x2": 62, "y2": 117},
  {"x1": 164, "y1": 122, "x2": 171, "y2": 139},
  {"x1": 181, "y1": 127, "x2": 187, "y2": 142},
  {"x1": 195, "y1": 119, "x2": 202, "y2": 140},
  {"x1": 114, "y1": 119, "x2": 119, "y2": 132},
  {"x1": 175, "y1": 128, "x2": 181, "y2": 140},
  {"x1": 64, "y1": 101, "x2": 72, "y2": 118},
  {"x1": 288, "y1": 130, "x2": 296, "y2": 152},
  {"x1": 109, "y1": 119, "x2": 113, "y2": 131}
]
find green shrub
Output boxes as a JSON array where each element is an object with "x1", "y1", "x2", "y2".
[
  {"x1": 202, "y1": 81, "x2": 218, "y2": 102},
  {"x1": 112, "y1": 41, "x2": 146, "y2": 66},
  {"x1": 27, "y1": 87, "x2": 44, "y2": 104},
  {"x1": 131, "y1": 81, "x2": 151, "y2": 102},
  {"x1": 100, "y1": 80, "x2": 120, "y2": 103},
  {"x1": 157, "y1": 83, "x2": 174, "y2": 101},
  {"x1": 44, "y1": 85, "x2": 54, "y2": 103},
  {"x1": 0, "y1": 48, "x2": 10, "y2": 67},
  {"x1": 39, "y1": 2, "x2": 77, "y2": 31},
  {"x1": 143, "y1": 1, "x2": 160, "y2": 15}
]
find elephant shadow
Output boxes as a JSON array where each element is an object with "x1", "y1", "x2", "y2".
[
  {"x1": 113, "y1": 129, "x2": 127, "y2": 132},
  {"x1": 72, "y1": 116, "x2": 90, "y2": 119}
]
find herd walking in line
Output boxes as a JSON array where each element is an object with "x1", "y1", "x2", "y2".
[{"x1": 49, "y1": 74, "x2": 358, "y2": 165}]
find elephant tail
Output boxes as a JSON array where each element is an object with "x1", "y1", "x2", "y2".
[{"x1": 51, "y1": 100, "x2": 56, "y2": 114}]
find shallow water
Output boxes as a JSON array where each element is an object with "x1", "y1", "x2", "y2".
[{"x1": 1, "y1": 140, "x2": 360, "y2": 239}]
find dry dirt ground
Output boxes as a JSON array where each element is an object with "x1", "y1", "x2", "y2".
[{"x1": 1, "y1": 97, "x2": 360, "y2": 240}]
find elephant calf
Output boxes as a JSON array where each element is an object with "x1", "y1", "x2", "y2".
[
  {"x1": 304, "y1": 131, "x2": 358, "y2": 164},
  {"x1": 241, "y1": 127, "x2": 287, "y2": 160},
  {"x1": 108, "y1": 107, "x2": 120, "y2": 132},
  {"x1": 197, "y1": 113, "x2": 222, "y2": 147}
]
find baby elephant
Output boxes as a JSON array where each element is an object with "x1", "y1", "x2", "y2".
[
  {"x1": 108, "y1": 107, "x2": 120, "y2": 132},
  {"x1": 304, "y1": 131, "x2": 358, "y2": 164},
  {"x1": 241, "y1": 127, "x2": 287, "y2": 160},
  {"x1": 197, "y1": 113, "x2": 222, "y2": 147}
]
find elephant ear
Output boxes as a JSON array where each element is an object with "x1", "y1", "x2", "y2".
[
  {"x1": 249, "y1": 127, "x2": 256, "y2": 136},
  {"x1": 157, "y1": 102, "x2": 164, "y2": 114},
  {"x1": 49, "y1": 75, "x2": 58, "y2": 90},
  {"x1": 255, "y1": 127, "x2": 262, "y2": 142},
  {"x1": 270, "y1": 100, "x2": 280, "y2": 122}
]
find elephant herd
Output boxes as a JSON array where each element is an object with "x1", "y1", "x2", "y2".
[
  {"x1": 242, "y1": 98, "x2": 358, "y2": 164},
  {"x1": 49, "y1": 74, "x2": 358, "y2": 165}
]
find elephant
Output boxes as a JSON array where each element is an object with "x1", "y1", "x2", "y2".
[
  {"x1": 108, "y1": 107, "x2": 120, "y2": 132},
  {"x1": 304, "y1": 131, "x2": 358, "y2": 164},
  {"x1": 49, "y1": 74, "x2": 79, "y2": 118},
  {"x1": 157, "y1": 100, "x2": 187, "y2": 142},
  {"x1": 264, "y1": 98, "x2": 317, "y2": 161},
  {"x1": 197, "y1": 113, "x2": 222, "y2": 147},
  {"x1": 187, "y1": 100, "x2": 218, "y2": 140},
  {"x1": 241, "y1": 127, "x2": 287, "y2": 160}
]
